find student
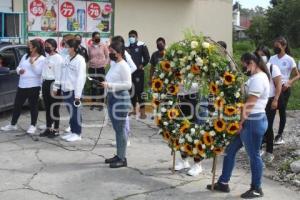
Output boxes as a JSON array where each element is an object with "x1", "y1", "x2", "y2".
[
  {"x1": 75, "y1": 34, "x2": 89, "y2": 63},
  {"x1": 40, "y1": 39, "x2": 64, "y2": 138},
  {"x1": 87, "y1": 32, "x2": 109, "y2": 111},
  {"x1": 60, "y1": 39, "x2": 86, "y2": 142},
  {"x1": 126, "y1": 30, "x2": 150, "y2": 119},
  {"x1": 207, "y1": 52, "x2": 270, "y2": 199},
  {"x1": 149, "y1": 37, "x2": 166, "y2": 83},
  {"x1": 1, "y1": 39, "x2": 45, "y2": 134},
  {"x1": 256, "y1": 46, "x2": 282, "y2": 162},
  {"x1": 103, "y1": 39, "x2": 132, "y2": 168},
  {"x1": 269, "y1": 37, "x2": 300, "y2": 145}
]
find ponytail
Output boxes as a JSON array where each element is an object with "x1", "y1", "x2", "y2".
[{"x1": 241, "y1": 52, "x2": 270, "y2": 80}]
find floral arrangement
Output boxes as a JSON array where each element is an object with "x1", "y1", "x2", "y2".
[{"x1": 152, "y1": 33, "x2": 244, "y2": 160}]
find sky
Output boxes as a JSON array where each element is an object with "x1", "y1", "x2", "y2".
[{"x1": 233, "y1": 0, "x2": 271, "y2": 9}]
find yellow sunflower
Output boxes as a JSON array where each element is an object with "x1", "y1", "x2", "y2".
[
  {"x1": 162, "y1": 131, "x2": 171, "y2": 141},
  {"x1": 209, "y1": 82, "x2": 219, "y2": 95},
  {"x1": 167, "y1": 84, "x2": 179, "y2": 95},
  {"x1": 161, "y1": 61, "x2": 171, "y2": 72},
  {"x1": 213, "y1": 147, "x2": 224, "y2": 155},
  {"x1": 203, "y1": 132, "x2": 214, "y2": 146},
  {"x1": 151, "y1": 78, "x2": 163, "y2": 92},
  {"x1": 227, "y1": 122, "x2": 239, "y2": 135},
  {"x1": 155, "y1": 116, "x2": 161, "y2": 126},
  {"x1": 179, "y1": 123, "x2": 190, "y2": 134},
  {"x1": 213, "y1": 119, "x2": 226, "y2": 132},
  {"x1": 214, "y1": 97, "x2": 225, "y2": 110},
  {"x1": 152, "y1": 98, "x2": 160, "y2": 108},
  {"x1": 223, "y1": 72, "x2": 236, "y2": 86},
  {"x1": 167, "y1": 108, "x2": 179, "y2": 120},
  {"x1": 191, "y1": 64, "x2": 201, "y2": 75},
  {"x1": 173, "y1": 138, "x2": 181, "y2": 151},
  {"x1": 183, "y1": 143, "x2": 193, "y2": 156},
  {"x1": 224, "y1": 105, "x2": 237, "y2": 116},
  {"x1": 195, "y1": 141, "x2": 205, "y2": 157}
]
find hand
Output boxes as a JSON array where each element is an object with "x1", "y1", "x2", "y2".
[
  {"x1": 19, "y1": 69, "x2": 25, "y2": 75},
  {"x1": 100, "y1": 81, "x2": 109, "y2": 88},
  {"x1": 282, "y1": 81, "x2": 291, "y2": 91},
  {"x1": 271, "y1": 99, "x2": 278, "y2": 110}
]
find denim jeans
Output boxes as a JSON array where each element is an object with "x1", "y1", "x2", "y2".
[
  {"x1": 63, "y1": 91, "x2": 82, "y2": 135},
  {"x1": 107, "y1": 90, "x2": 131, "y2": 160},
  {"x1": 218, "y1": 113, "x2": 268, "y2": 190}
]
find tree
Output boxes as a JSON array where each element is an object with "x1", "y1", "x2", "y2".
[{"x1": 246, "y1": 15, "x2": 269, "y2": 46}]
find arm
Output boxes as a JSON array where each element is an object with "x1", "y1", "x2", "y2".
[
  {"x1": 104, "y1": 44, "x2": 110, "y2": 66},
  {"x1": 125, "y1": 51, "x2": 137, "y2": 73},
  {"x1": 16, "y1": 55, "x2": 26, "y2": 75},
  {"x1": 271, "y1": 75, "x2": 282, "y2": 109},
  {"x1": 285, "y1": 59, "x2": 300, "y2": 89},
  {"x1": 107, "y1": 63, "x2": 132, "y2": 91},
  {"x1": 53, "y1": 55, "x2": 63, "y2": 92},
  {"x1": 75, "y1": 58, "x2": 87, "y2": 99},
  {"x1": 239, "y1": 95, "x2": 259, "y2": 128},
  {"x1": 142, "y1": 45, "x2": 150, "y2": 67}
]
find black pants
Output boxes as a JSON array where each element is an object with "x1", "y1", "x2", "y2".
[
  {"x1": 131, "y1": 69, "x2": 145, "y2": 108},
  {"x1": 277, "y1": 88, "x2": 291, "y2": 137},
  {"x1": 11, "y1": 87, "x2": 40, "y2": 126},
  {"x1": 264, "y1": 97, "x2": 276, "y2": 153},
  {"x1": 42, "y1": 80, "x2": 61, "y2": 129},
  {"x1": 88, "y1": 67, "x2": 105, "y2": 103}
]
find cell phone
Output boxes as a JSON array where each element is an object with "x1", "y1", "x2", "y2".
[{"x1": 87, "y1": 76, "x2": 101, "y2": 84}]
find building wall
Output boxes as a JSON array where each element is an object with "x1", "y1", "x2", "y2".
[
  {"x1": 114, "y1": 0, "x2": 233, "y2": 53},
  {"x1": 0, "y1": 1, "x2": 12, "y2": 12},
  {"x1": 13, "y1": 0, "x2": 23, "y2": 13}
]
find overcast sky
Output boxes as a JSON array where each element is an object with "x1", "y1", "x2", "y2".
[{"x1": 233, "y1": 0, "x2": 271, "y2": 9}]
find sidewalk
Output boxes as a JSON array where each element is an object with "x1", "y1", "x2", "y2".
[{"x1": 0, "y1": 107, "x2": 299, "y2": 200}]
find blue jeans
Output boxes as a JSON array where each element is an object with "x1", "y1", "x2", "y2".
[
  {"x1": 218, "y1": 113, "x2": 268, "y2": 190},
  {"x1": 63, "y1": 91, "x2": 82, "y2": 135},
  {"x1": 107, "y1": 90, "x2": 131, "y2": 160}
]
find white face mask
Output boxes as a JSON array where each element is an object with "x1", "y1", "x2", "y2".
[{"x1": 261, "y1": 56, "x2": 268, "y2": 64}]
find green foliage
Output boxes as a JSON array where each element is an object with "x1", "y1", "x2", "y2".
[{"x1": 246, "y1": 15, "x2": 269, "y2": 46}]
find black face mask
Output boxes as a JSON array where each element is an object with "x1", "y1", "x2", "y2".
[
  {"x1": 157, "y1": 44, "x2": 165, "y2": 51},
  {"x1": 242, "y1": 66, "x2": 251, "y2": 76},
  {"x1": 274, "y1": 47, "x2": 282, "y2": 54},
  {"x1": 45, "y1": 47, "x2": 52, "y2": 54},
  {"x1": 94, "y1": 38, "x2": 100, "y2": 44},
  {"x1": 109, "y1": 53, "x2": 117, "y2": 61}
]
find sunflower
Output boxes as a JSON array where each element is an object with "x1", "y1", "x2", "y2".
[
  {"x1": 203, "y1": 132, "x2": 214, "y2": 146},
  {"x1": 167, "y1": 84, "x2": 179, "y2": 95},
  {"x1": 214, "y1": 97, "x2": 225, "y2": 110},
  {"x1": 151, "y1": 79, "x2": 163, "y2": 92},
  {"x1": 227, "y1": 122, "x2": 239, "y2": 135},
  {"x1": 209, "y1": 82, "x2": 219, "y2": 95},
  {"x1": 213, "y1": 119, "x2": 226, "y2": 132},
  {"x1": 191, "y1": 64, "x2": 201, "y2": 75},
  {"x1": 173, "y1": 138, "x2": 181, "y2": 150},
  {"x1": 174, "y1": 70, "x2": 183, "y2": 81},
  {"x1": 167, "y1": 108, "x2": 179, "y2": 120},
  {"x1": 224, "y1": 105, "x2": 237, "y2": 116},
  {"x1": 213, "y1": 147, "x2": 224, "y2": 155},
  {"x1": 155, "y1": 116, "x2": 161, "y2": 126},
  {"x1": 161, "y1": 61, "x2": 171, "y2": 72},
  {"x1": 152, "y1": 98, "x2": 160, "y2": 108},
  {"x1": 179, "y1": 123, "x2": 190, "y2": 134},
  {"x1": 162, "y1": 131, "x2": 171, "y2": 141},
  {"x1": 195, "y1": 141, "x2": 205, "y2": 157},
  {"x1": 183, "y1": 143, "x2": 193, "y2": 156},
  {"x1": 223, "y1": 72, "x2": 235, "y2": 85}
]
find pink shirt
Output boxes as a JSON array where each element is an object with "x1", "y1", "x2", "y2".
[{"x1": 88, "y1": 44, "x2": 109, "y2": 68}]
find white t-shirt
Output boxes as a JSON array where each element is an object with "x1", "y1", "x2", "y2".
[
  {"x1": 267, "y1": 63, "x2": 281, "y2": 98},
  {"x1": 110, "y1": 51, "x2": 137, "y2": 74},
  {"x1": 245, "y1": 72, "x2": 270, "y2": 114},
  {"x1": 269, "y1": 54, "x2": 296, "y2": 84}
]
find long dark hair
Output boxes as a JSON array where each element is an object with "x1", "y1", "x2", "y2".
[
  {"x1": 255, "y1": 45, "x2": 271, "y2": 60},
  {"x1": 110, "y1": 40, "x2": 125, "y2": 58},
  {"x1": 66, "y1": 39, "x2": 80, "y2": 54},
  {"x1": 241, "y1": 52, "x2": 270, "y2": 80},
  {"x1": 26, "y1": 39, "x2": 45, "y2": 59},
  {"x1": 274, "y1": 36, "x2": 291, "y2": 55},
  {"x1": 45, "y1": 38, "x2": 58, "y2": 52}
]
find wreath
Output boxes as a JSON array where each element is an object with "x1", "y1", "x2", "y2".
[{"x1": 152, "y1": 33, "x2": 244, "y2": 161}]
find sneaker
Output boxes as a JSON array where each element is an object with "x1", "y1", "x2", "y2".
[
  {"x1": 27, "y1": 125, "x2": 37, "y2": 135},
  {"x1": 38, "y1": 124, "x2": 47, "y2": 130},
  {"x1": 65, "y1": 126, "x2": 71, "y2": 133},
  {"x1": 61, "y1": 132, "x2": 73, "y2": 140},
  {"x1": 65, "y1": 134, "x2": 81, "y2": 142},
  {"x1": 263, "y1": 152, "x2": 274, "y2": 163},
  {"x1": 39, "y1": 129, "x2": 51, "y2": 137},
  {"x1": 274, "y1": 136, "x2": 285, "y2": 145},
  {"x1": 206, "y1": 182, "x2": 230, "y2": 193},
  {"x1": 1, "y1": 124, "x2": 18, "y2": 131},
  {"x1": 47, "y1": 130, "x2": 59, "y2": 139},
  {"x1": 260, "y1": 150, "x2": 265, "y2": 157},
  {"x1": 105, "y1": 155, "x2": 119, "y2": 164},
  {"x1": 109, "y1": 158, "x2": 127, "y2": 168},
  {"x1": 174, "y1": 159, "x2": 190, "y2": 171},
  {"x1": 241, "y1": 188, "x2": 264, "y2": 199},
  {"x1": 187, "y1": 163, "x2": 203, "y2": 176},
  {"x1": 127, "y1": 140, "x2": 131, "y2": 147}
]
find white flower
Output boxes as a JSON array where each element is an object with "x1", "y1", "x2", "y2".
[
  {"x1": 191, "y1": 128, "x2": 195, "y2": 134},
  {"x1": 235, "y1": 92, "x2": 240, "y2": 98},
  {"x1": 188, "y1": 73, "x2": 194, "y2": 79},
  {"x1": 212, "y1": 63, "x2": 217, "y2": 67},
  {"x1": 187, "y1": 56, "x2": 192, "y2": 61},
  {"x1": 179, "y1": 138, "x2": 185, "y2": 144},
  {"x1": 159, "y1": 73, "x2": 165, "y2": 79},
  {"x1": 190, "y1": 50, "x2": 197, "y2": 56},
  {"x1": 193, "y1": 148, "x2": 198, "y2": 155},
  {"x1": 180, "y1": 68, "x2": 186, "y2": 74},
  {"x1": 186, "y1": 65, "x2": 191, "y2": 70},
  {"x1": 180, "y1": 146, "x2": 185, "y2": 151},
  {"x1": 220, "y1": 92, "x2": 224, "y2": 97},
  {"x1": 210, "y1": 145, "x2": 214, "y2": 150},
  {"x1": 210, "y1": 131, "x2": 216, "y2": 136},
  {"x1": 200, "y1": 130, "x2": 205, "y2": 135},
  {"x1": 216, "y1": 81, "x2": 220, "y2": 85},
  {"x1": 194, "y1": 139, "x2": 199, "y2": 144},
  {"x1": 177, "y1": 50, "x2": 183, "y2": 54},
  {"x1": 170, "y1": 61, "x2": 176, "y2": 67},
  {"x1": 191, "y1": 41, "x2": 199, "y2": 49},
  {"x1": 172, "y1": 130, "x2": 176, "y2": 133},
  {"x1": 187, "y1": 136, "x2": 193, "y2": 143},
  {"x1": 176, "y1": 123, "x2": 180, "y2": 127},
  {"x1": 152, "y1": 93, "x2": 159, "y2": 99},
  {"x1": 164, "y1": 79, "x2": 169, "y2": 84},
  {"x1": 202, "y1": 42, "x2": 210, "y2": 49},
  {"x1": 185, "y1": 134, "x2": 190, "y2": 139},
  {"x1": 163, "y1": 121, "x2": 168, "y2": 126},
  {"x1": 203, "y1": 66, "x2": 208, "y2": 72},
  {"x1": 161, "y1": 94, "x2": 166, "y2": 99},
  {"x1": 195, "y1": 57, "x2": 204, "y2": 66},
  {"x1": 161, "y1": 107, "x2": 167, "y2": 112},
  {"x1": 168, "y1": 101, "x2": 173, "y2": 105},
  {"x1": 202, "y1": 144, "x2": 206, "y2": 149}
]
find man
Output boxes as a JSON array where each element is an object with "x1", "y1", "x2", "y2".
[
  {"x1": 75, "y1": 34, "x2": 89, "y2": 63},
  {"x1": 149, "y1": 37, "x2": 166, "y2": 84},
  {"x1": 125, "y1": 30, "x2": 150, "y2": 119}
]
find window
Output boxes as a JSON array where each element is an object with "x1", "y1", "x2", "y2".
[
  {"x1": 17, "y1": 47, "x2": 28, "y2": 59},
  {"x1": 1, "y1": 48, "x2": 16, "y2": 70}
]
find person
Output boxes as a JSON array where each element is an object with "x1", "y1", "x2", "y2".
[
  {"x1": 217, "y1": 41, "x2": 227, "y2": 50},
  {"x1": 1, "y1": 39, "x2": 45, "y2": 134},
  {"x1": 87, "y1": 31, "x2": 109, "y2": 111},
  {"x1": 60, "y1": 39, "x2": 86, "y2": 142},
  {"x1": 269, "y1": 36, "x2": 300, "y2": 145},
  {"x1": 0, "y1": 54, "x2": 9, "y2": 74},
  {"x1": 75, "y1": 34, "x2": 89, "y2": 63},
  {"x1": 149, "y1": 37, "x2": 166, "y2": 83},
  {"x1": 39, "y1": 39, "x2": 64, "y2": 138},
  {"x1": 103, "y1": 39, "x2": 132, "y2": 168},
  {"x1": 207, "y1": 52, "x2": 270, "y2": 199},
  {"x1": 126, "y1": 30, "x2": 150, "y2": 119},
  {"x1": 59, "y1": 34, "x2": 75, "y2": 58},
  {"x1": 256, "y1": 46, "x2": 282, "y2": 163}
]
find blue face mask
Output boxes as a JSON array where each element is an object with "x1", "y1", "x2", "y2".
[{"x1": 129, "y1": 37, "x2": 136, "y2": 44}]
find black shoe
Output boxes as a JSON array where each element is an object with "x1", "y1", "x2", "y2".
[
  {"x1": 47, "y1": 130, "x2": 59, "y2": 138},
  {"x1": 105, "y1": 155, "x2": 119, "y2": 164},
  {"x1": 241, "y1": 188, "x2": 264, "y2": 199},
  {"x1": 90, "y1": 105, "x2": 95, "y2": 111},
  {"x1": 206, "y1": 182, "x2": 230, "y2": 193},
  {"x1": 109, "y1": 158, "x2": 127, "y2": 168},
  {"x1": 39, "y1": 129, "x2": 51, "y2": 137}
]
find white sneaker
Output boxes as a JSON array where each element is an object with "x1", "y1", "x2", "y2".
[
  {"x1": 26, "y1": 125, "x2": 37, "y2": 135},
  {"x1": 187, "y1": 163, "x2": 203, "y2": 176},
  {"x1": 65, "y1": 126, "x2": 71, "y2": 133},
  {"x1": 38, "y1": 124, "x2": 47, "y2": 130},
  {"x1": 61, "y1": 132, "x2": 73, "y2": 140},
  {"x1": 174, "y1": 159, "x2": 190, "y2": 171},
  {"x1": 127, "y1": 140, "x2": 131, "y2": 147},
  {"x1": 263, "y1": 152, "x2": 274, "y2": 163},
  {"x1": 274, "y1": 137, "x2": 285, "y2": 145},
  {"x1": 1, "y1": 124, "x2": 18, "y2": 131},
  {"x1": 65, "y1": 134, "x2": 82, "y2": 142},
  {"x1": 260, "y1": 150, "x2": 265, "y2": 157}
]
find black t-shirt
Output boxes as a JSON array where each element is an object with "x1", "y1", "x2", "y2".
[{"x1": 150, "y1": 50, "x2": 163, "y2": 67}]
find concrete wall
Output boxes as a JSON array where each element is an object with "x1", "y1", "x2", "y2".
[
  {"x1": 13, "y1": 0, "x2": 23, "y2": 12},
  {"x1": 114, "y1": 0, "x2": 233, "y2": 53}
]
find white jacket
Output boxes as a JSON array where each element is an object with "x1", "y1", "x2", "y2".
[{"x1": 61, "y1": 54, "x2": 86, "y2": 98}]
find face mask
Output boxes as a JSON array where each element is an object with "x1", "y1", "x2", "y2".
[
  {"x1": 157, "y1": 44, "x2": 165, "y2": 51},
  {"x1": 109, "y1": 53, "x2": 117, "y2": 61},
  {"x1": 94, "y1": 38, "x2": 100, "y2": 44},
  {"x1": 274, "y1": 47, "x2": 281, "y2": 54},
  {"x1": 261, "y1": 56, "x2": 268, "y2": 64},
  {"x1": 129, "y1": 37, "x2": 136, "y2": 44},
  {"x1": 242, "y1": 66, "x2": 251, "y2": 76},
  {"x1": 45, "y1": 47, "x2": 52, "y2": 54}
]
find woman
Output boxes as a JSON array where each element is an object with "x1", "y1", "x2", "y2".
[
  {"x1": 103, "y1": 39, "x2": 132, "y2": 168},
  {"x1": 1, "y1": 39, "x2": 45, "y2": 134},
  {"x1": 40, "y1": 39, "x2": 64, "y2": 138},
  {"x1": 60, "y1": 39, "x2": 86, "y2": 142},
  {"x1": 256, "y1": 46, "x2": 282, "y2": 163},
  {"x1": 207, "y1": 52, "x2": 270, "y2": 199},
  {"x1": 269, "y1": 37, "x2": 299, "y2": 145},
  {"x1": 88, "y1": 31, "x2": 109, "y2": 111}
]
